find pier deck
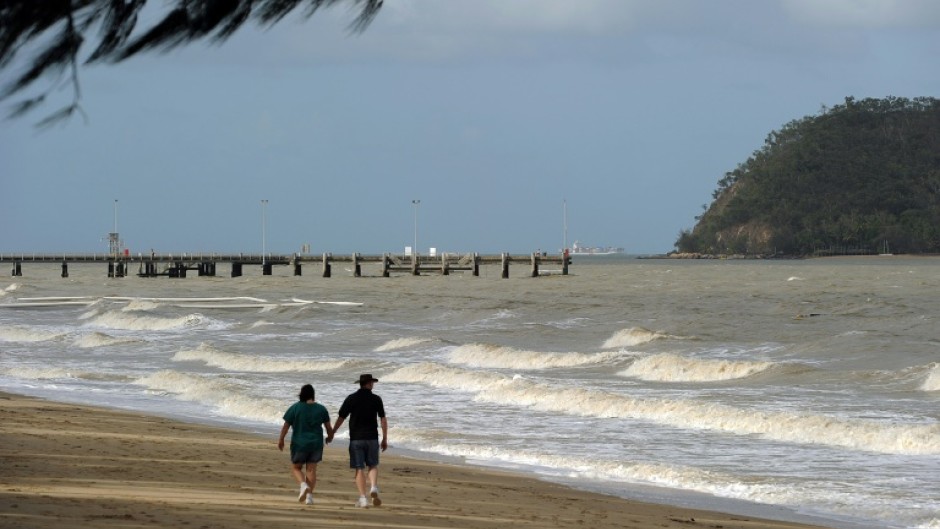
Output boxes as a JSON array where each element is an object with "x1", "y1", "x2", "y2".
[{"x1": 1, "y1": 252, "x2": 570, "y2": 278}]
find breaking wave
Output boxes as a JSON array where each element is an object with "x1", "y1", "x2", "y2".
[
  {"x1": 447, "y1": 343, "x2": 621, "y2": 370},
  {"x1": 602, "y1": 327, "x2": 671, "y2": 349},
  {"x1": 375, "y1": 337, "x2": 433, "y2": 352},
  {"x1": 469, "y1": 309, "x2": 517, "y2": 327},
  {"x1": 390, "y1": 427, "x2": 906, "y2": 526},
  {"x1": 122, "y1": 300, "x2": 162, "y2": 312},
  {"x1": 2, "y1": 366, "x2": 131, "y2": 382},
  {"x1": 85, "y1": 311, "x2": 213, "y2": 331},
  {"x1": 73, "y1": 332, "x2": 141, "y2": 348},
  {"x1": 922, "y1": 364, "x2": 940, "y2": 392},
  {"x1": 172, "y1": 343, "x2": 348, "y2": 373},
  {"x1": 134, "y1": 370, "x2": 282, "y2": 424},
  {"x1": 619, "y1": 353, "x2": 774, "y2": 382},
  {"x1": 0, "y1": 324, "x2": 66, "y2": 342},
  {"x1": 384, "y1": 363, "x2": 940, "y2": 455}
]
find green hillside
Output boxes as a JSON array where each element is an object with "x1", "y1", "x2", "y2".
[{"x1": 675, "y1": 96, "x2": 940, "y2": 256}]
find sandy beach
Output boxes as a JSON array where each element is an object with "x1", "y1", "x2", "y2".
[{"x1": 0, "y1": 391, "x2": 836, "y2": 529}]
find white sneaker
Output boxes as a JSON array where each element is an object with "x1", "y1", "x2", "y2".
[
  {"x1": 298, "y1": 483, "x2": 310, "y2": 502},
  {"x1": 370, "y1": 487, "x2": 382, "y2": 507},
  {"x1": 305, "y1": 495, "x2": 314, "y2": 505},
  {"x1": 356, "y1": 496, "x2": 369, "y2": 508}
]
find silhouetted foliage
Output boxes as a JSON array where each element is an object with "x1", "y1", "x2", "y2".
[
  {"x1": 0, "y1": 0, "x2": 382, "y2": 126},
  {"x1": 675, "y1": 96, "x2": 940, "y2": 256}
]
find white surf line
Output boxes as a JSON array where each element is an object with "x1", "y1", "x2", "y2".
[
  {"x1": 16, "y1": 296, "x2": 98, "y2": 301},
  {"x1": 169, "y1": 304, "x2": 279, "y2": 310},
  {"x1": 103, "y1": 296, "x2": 268, "y2": 303},
  {"x1": 3, "y1": 301, "x2": 98, "y2": 307},
  {"x1": 291, "y1": 297, "x2": 364, "y2": 306}
]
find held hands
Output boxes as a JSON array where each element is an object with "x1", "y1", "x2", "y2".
[{"x1": 325, "y1": 434, "x2": 334, "y2": 444}]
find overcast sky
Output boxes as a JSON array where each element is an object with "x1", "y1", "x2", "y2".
[{"x1": 2, "y1": 0, "x2": 938, "y2": 255}]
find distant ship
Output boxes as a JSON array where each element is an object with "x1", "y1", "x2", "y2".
[{"x1": 569, "y1": 241, "x2": 624, "y2": 256}]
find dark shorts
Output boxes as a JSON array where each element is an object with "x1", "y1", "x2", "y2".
[
  {"x1": 348, "y1": 439, "x2": 380, "y2": 469},
  {"x1": 291, "y1": 445, "x2": 323, "y2": 465}
]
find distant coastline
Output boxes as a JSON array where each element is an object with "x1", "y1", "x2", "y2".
[{"x1": 640, "y1": 252, "x2": 939, "y2": 260}]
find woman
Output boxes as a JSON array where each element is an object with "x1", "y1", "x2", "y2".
[{"x1": 278, "y1": 383, "x2": 333, "y2": 505}]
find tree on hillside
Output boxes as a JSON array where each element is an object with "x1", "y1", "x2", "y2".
[
  {"x1": 675, "y1": 96, "x2": 940, "y2": 256},
  {"x1": 0, "y1": 0, "x2": 383, "y2": 126}
]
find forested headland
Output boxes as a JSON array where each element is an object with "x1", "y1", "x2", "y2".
[{"x1": 674, "y1": 96, "x2": 940, "y2": 257}]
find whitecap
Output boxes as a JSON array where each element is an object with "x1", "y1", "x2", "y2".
[
  {"x1": 385, "y1": 363, "x2": 940, "y2": 456},
  {"x1": 86, "y1": 310, "x2": 209, "y2": 331},
  {"x1": 921, "y1": 363, "x2": 940, "y2": 392},
  {"x1": 619, "y1": 353, "x2": 774, "y2": 382},
  {"x1": 73, "y1": 332, "x2": 141, "y2": 348},
  {"x1": 172, "y1": 343, "x2": 347, "y2": 373},
  {"x1": 448, "y1": 343, "x2": 621, "y2": 370},
  {"x1": 134, "y1": 370, "x2": 282, "y2": 424},
  {"x1": 602, "y1": 327, "x2": 671, "y2": 349},
  {"x1": 0, "y1": 324, "x2": 66, "y2": 342},
  {"x1": 375, "y1": 337, "x2": 432, "y2": 352}
]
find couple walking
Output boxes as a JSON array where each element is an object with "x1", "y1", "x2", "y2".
[{"x1": 277, "y1": 374, "x2": 388, "y2": 508}]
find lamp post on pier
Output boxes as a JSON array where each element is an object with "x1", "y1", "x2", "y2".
[
  {"x1": 261, "y1": 199, "x2": 268, "y2": 266},
  {"x1": 412, "y1": 199, "x2": 420, "y2": 259},
  {"x1": 108, "y1": 199, "x2": 120, "y2": 257}
]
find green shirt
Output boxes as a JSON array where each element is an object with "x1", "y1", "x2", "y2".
[{"x1": 283, "y1": 401, "x2": 330, "y2": 452}]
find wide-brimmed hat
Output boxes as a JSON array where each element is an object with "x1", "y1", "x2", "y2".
[{"x1": 356, "y1": 374, "x2": 379, "y2": 384}]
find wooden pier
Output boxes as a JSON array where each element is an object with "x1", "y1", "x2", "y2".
[{"x1": 0, "y1": 252, "x2": 570, "y2": 278}]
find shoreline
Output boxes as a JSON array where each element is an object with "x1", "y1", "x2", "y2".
[{"x1": 0, "y1": 391, "x2": 839, "y2": 529}]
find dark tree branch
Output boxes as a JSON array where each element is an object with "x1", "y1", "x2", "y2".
[{"x1": 0, "y1": 0, "x2": 383, "y2": 125}]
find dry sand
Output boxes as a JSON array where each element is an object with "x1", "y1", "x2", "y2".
[{"x1": 0, "y1": 391, "x2": 834, "y2": 529}]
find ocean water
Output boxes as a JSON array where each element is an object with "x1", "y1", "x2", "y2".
[{"x1": 1, "y1": 256, "x2": 938, "y2": 529}]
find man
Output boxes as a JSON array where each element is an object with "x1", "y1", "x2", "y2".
[{"x1": 329, "y1": 373, "x2": 388, "y2": 508}]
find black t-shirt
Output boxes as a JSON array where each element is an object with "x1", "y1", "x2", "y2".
[{"x1": 338, "y1": 388, "x2": 386, "y2": 441}]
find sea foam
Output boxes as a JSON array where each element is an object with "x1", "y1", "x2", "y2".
[
  {"x1": 448, "y1": 343, "x2": 621, "y2": 370},
  {"x1": 172, "y1": 343, "x2": 348, "y2": 373},
  {"x1": 3, "y1": 366, "x2": 79, "y2": 379},
  {"x1": 619, "y1": 353, "x2": 773, "y2": 382},
  {"x1": 385, "y1": 363, "x2": 940, "y2": 455},
  {"x1": 390, "y1": 425, "x2": 907, "y2": 525}
]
